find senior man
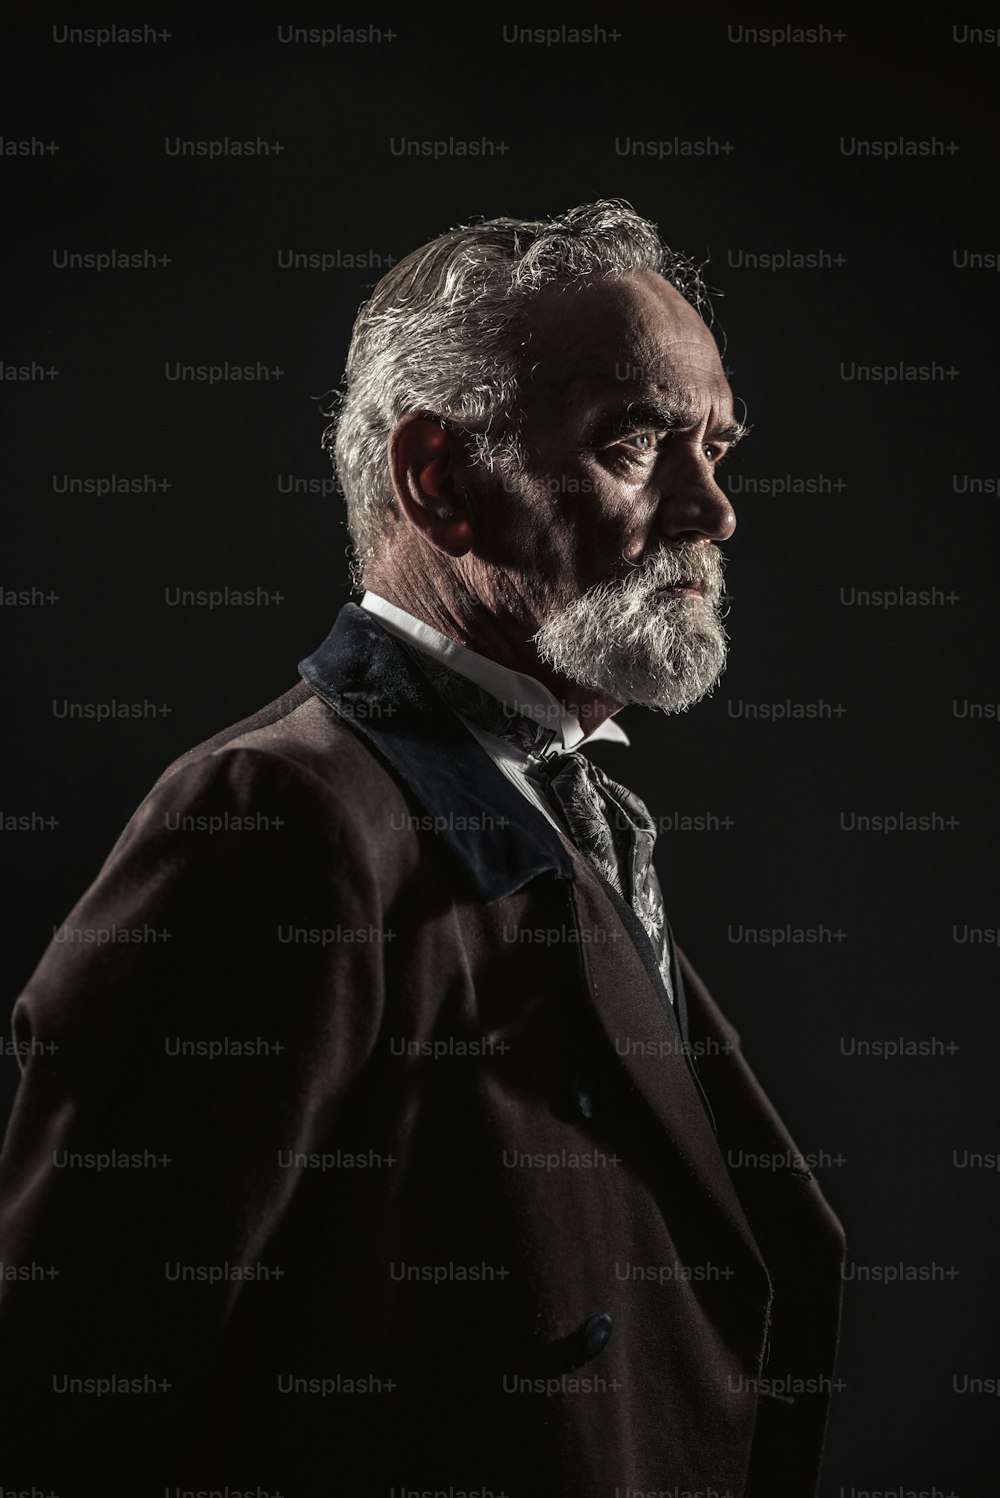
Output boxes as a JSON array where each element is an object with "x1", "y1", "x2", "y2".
[{"x1": 0, "y1": 202, "x2": 844, "y2": 1495}]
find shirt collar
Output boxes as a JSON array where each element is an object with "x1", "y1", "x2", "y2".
[{"x1": 360, "y1": 590, "x2": 631, "y2": 754}]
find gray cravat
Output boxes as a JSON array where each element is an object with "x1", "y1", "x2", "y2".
[{"x1": 403, "y1": 645, "x2": 675, "y2": 1006}]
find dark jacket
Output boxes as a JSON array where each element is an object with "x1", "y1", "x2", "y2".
[{"x1": 0, "y1": 603, "x2": 845, "y2": 1496}]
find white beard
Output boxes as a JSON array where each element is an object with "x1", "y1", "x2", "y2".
[{"x1": 532, "y1": 542, "x2": 730, "y2": 713}]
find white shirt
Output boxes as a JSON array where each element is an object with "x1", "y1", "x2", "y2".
[{"x1": 360, "y1": 591, "x2": 630, "y2": 837}]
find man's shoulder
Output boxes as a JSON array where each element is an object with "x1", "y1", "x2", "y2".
[
  {"x1": 70, "y1": 679, "x2": 421, "y2": 888},
  {"x1": 78, "y1": 679, "x2": 426, "y2": 908},
  {"x1": 150, "y1": 679, "x2": 400, "y2": 808}
]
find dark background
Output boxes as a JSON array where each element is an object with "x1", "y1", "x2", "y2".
[{"x1": 3, "y1": 7, "x2": 997, "y2": 1491}]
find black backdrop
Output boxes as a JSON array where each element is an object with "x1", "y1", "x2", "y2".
[{"x1": 3, "y1": 7, "x2": 998, "y2": 1492}]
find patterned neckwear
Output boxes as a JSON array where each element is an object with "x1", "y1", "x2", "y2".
[{"x1": 402, "y1": 644, "x2": 675, "y2": 1006}]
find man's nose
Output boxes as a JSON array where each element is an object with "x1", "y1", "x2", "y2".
[{"x1": 655, "y1": 452, "x2": 736, "y2": 543}]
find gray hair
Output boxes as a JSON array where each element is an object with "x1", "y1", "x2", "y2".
[{"x1": 321, "y1": 199, "x2": 714, "y2": 587}]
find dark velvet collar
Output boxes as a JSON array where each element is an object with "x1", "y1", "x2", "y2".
[
  {"x1": 298, "y1": 603, "x2": 576, "y2": 903},
  {"x1": 299, "y1": 602, "x2": 690, "y2": 1045}
]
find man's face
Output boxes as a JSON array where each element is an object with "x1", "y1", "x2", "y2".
[{"x1": 469, "y1": 270, "x2": 741, "y2": 714}]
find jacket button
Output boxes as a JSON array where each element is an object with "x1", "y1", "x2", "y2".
[
  {"x1": 573, "y1": 1069, "x2": 594, "y2": 1119},
  {"x1": 576, "y1": 1311, "x2": 612, "y2": 1364},
  {"x1": 542, "y1": 1310, "x2": 613, "y2": 1372}
]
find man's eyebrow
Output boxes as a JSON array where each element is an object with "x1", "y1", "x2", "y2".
[
  {"x1": 713, "y1": 419, "x2": 749, "y2": 447},
  {"x1": 585, "y1": 399, "x2": 749, "y2": 447}
]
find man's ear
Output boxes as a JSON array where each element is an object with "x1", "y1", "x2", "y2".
[{"x1": 387, "y1": 414, "x2": 474, "y2": 558}]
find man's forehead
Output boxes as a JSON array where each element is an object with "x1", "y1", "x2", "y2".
[{"x1": 522, "y1": 270, "x2": 728, "y2": 402}]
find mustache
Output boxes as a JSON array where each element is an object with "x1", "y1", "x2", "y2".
[{"x1": 623, "y1": 542, "x2": 727, "y2": 601}]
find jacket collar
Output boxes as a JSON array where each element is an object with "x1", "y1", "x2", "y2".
[
  {"x1": 359, "y1": 589, "x2": 631, "y2": 754},
  {"x1": 302, "y1": 607, "x2": 784, "y2": 1283},
  {"x1": 299, "y1": 603, "x2": 575, "y2": 903}
]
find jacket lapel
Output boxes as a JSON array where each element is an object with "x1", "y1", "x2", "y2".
[
  {"x1": 567, "y1": 854, "x2": 769, "y2": 1274},
  {"x1": 299, "y1": 604, "x2": 574, "y2": 902},
  {"x1": 300, "y1": 604, "x2": 769, "y2": 1274}
]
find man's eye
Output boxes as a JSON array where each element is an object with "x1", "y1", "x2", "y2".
[{"x1": 622, "y1": 431, "x2": 661, "y2": 452}]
